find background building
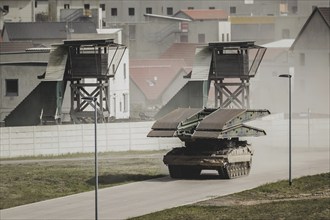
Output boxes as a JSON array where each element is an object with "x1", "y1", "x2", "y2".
[
  {"x1": 0, "y1": 1, "x2": 329, "y2": 125},
  {"x1": 2, "y1": 0, "x2": 329, "y2": 58},
  {"x1": 0, "y1": 48, "x2": 49, "y2": 125},
  {"x1": 290, "y1": 7, "x2": 329, "y2": 115},
  {"x1": 0, "y1": 26, "x2": 129, "y2": 125}
]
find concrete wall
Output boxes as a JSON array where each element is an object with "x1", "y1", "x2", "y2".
[
  {"x1": 246, "y1": 116, "x2": 329, "y2": 149},
  {"x1": 0, "y1": 121, "x2": 182, "y2": 158},
  {"x1": 274, "y1": 16, "x2": 307, "y2": 40},
  {"x1": 187, "y1": 20, "x2": 220, "y2": 43},
  {"x1": 1, "y1": 117, "x2": 328, "y2": 158}
]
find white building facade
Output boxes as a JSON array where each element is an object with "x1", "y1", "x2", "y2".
[{"x1": 109, "y1": 47, "x2": 130, "y2": 120}]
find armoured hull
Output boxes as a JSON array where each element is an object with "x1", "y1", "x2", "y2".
[{"x1": 163, "y1": 139, "x2": 253, "y2": 179}]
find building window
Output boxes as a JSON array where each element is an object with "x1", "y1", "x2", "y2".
[
  {"x1": 282, "y1": 29, "x2": 290, "y2": 39},
  {"x1": 230, "y1": 7, "x2": 236, "y2": 14},
  {"x1": 146, "y1": 7, "x2": 152, "y2": 14},
  {"x1": 180, "y1": 22, "x2": 189, "y2": 32},
  {"x1": 227, "y1": 33, "x2": 230, "y2": 41},
  {"x1": 280, "y1": 2, "x2": 288, "y2": 14},
  {"x1": 291, "y1": 6, "x2": 297, "y2": 14},
  {"x1": 222, "y1": 34, "x2": 225, "y2": 42},
  {"x1": 3, "y1": 5, "x2": 9, "y2": 12},
  {"x1": 35, "y1": 1, "x2": 38, "y2": 8},
  {"x1": 299, "y1": 53, "x2": 305, "y2": 66},
  {"x1": 100, "y1": 4, "x2": 105, "y2": 11},
  {"x1": 209, "y1": 7, "x2": 215, "y2": 10},
  {"x1": 64, "y1": 4, "x2": 70, "y2": 9},
  {"x1": 124, "y1": 63, "x2": 127, "y2": 79},
  {"x1": 180, "y1": 34, "x2": 188, "y2": 43},
  {"x1": 167, "y1": 7, "x2": 173, "y2": 15},
  {"x1": 111, "y1": 8, "x2": 117, "y2": 16},
  {"x1": 198, "y1": 34, "x2": 205, "y2": 43},
  {"x1": 129, "y1": 25, "x2": 136, "y2": 40},
  {"x1": 123, "y1": 94, "x2": 128, "y2": 113},
  {"x1": 112, "y1": 64, "x2": 116, "y2": 74},
  {"x1": 113, "y1": 97, "x2": 116, "y2": 115},
  {"x1": 128, "y1": 8, "x2": 135, "y2": 16},
  {"x1": 6, "y1": 79, "x2": 18, "y2": 96},
  {"x1": 188, "y1": 7, "x2": 194, "y2": 10},
  {"x1": 84, "y1": 4, "x2": 90, "y2": 10}
]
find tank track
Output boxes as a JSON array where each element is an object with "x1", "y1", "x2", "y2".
[
  {"x1": 218, "y1": 161, "x2": 251, "y2": 179},
  {"x1": 167, "y1": 161, "x2": 251, "y2": 179}
]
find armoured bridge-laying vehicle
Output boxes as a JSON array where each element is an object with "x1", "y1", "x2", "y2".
[
  {"x1": 148, "y1": 108, "x2": 270, "y2": 179},
  {"x1": 148, "y1": 41, "x2": 269, "y2": 179}
]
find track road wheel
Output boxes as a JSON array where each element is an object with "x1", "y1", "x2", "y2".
[
  {"x1": 225, "y1": 162, "x2": 252, "y2": 179},
  {"x1": 218, "y1": 167, "x2": 229, "y2": 179},
  {"x1": 225, "y1": 164, "x2": 238, "y2": 179},
  {"x1": 228, "y1": 165, "x2": 235, "y2": 178},
  {"x1": 246, "y1": 161, "x2": 252, "y2": 175}
]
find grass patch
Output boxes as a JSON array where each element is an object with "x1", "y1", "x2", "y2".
[
  {"x1": 226, "y1": 172, "x2": 330, "y2": 201},
  {"x1": 131, "y1": 173, "x2": 330, "y2": 220},
  {"x1": 132, "y1": 198, "x2": 330, "y2": 220},
  {"x1": 0, "y1": 151, "x2": 167, "y2": 209}
]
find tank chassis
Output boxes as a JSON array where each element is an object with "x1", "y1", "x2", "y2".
[{"x1": 148, "y1": 108, "x2": 270, "y2": 179}]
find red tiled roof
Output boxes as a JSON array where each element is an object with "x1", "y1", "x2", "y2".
[
  {"x1": 178, "y1": 9, "x2": 228, "y2": 21},
  {"x1": 248, "y1": 47, "x2": 288, "y2": 62},
  {"x1": 0, "y1": 41, "x2": 34, "y2": 52},
  {"x1": 319, "y1": 7, "x2": 330, "y2": 27},
  {"x1": 130, "y1": 59, "x2": 188, "y2": 101},
  {"x1": 261, "y1": 48, "x2": 288, "y2": 62},
  {"x1": 160, "y1": 43, "x2": 200, "y2": 66}
]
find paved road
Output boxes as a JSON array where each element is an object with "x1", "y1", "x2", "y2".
[{"x1": 1, "y1": 145, "x2": 329, "y2": 220}]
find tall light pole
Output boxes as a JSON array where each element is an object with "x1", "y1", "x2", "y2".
[
  {"x1": 279, "y1": 74, "x2": 292, "y2": 186},
  {"x1": 82, "y1": 96, "x2": 99, "y2": 219}
]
